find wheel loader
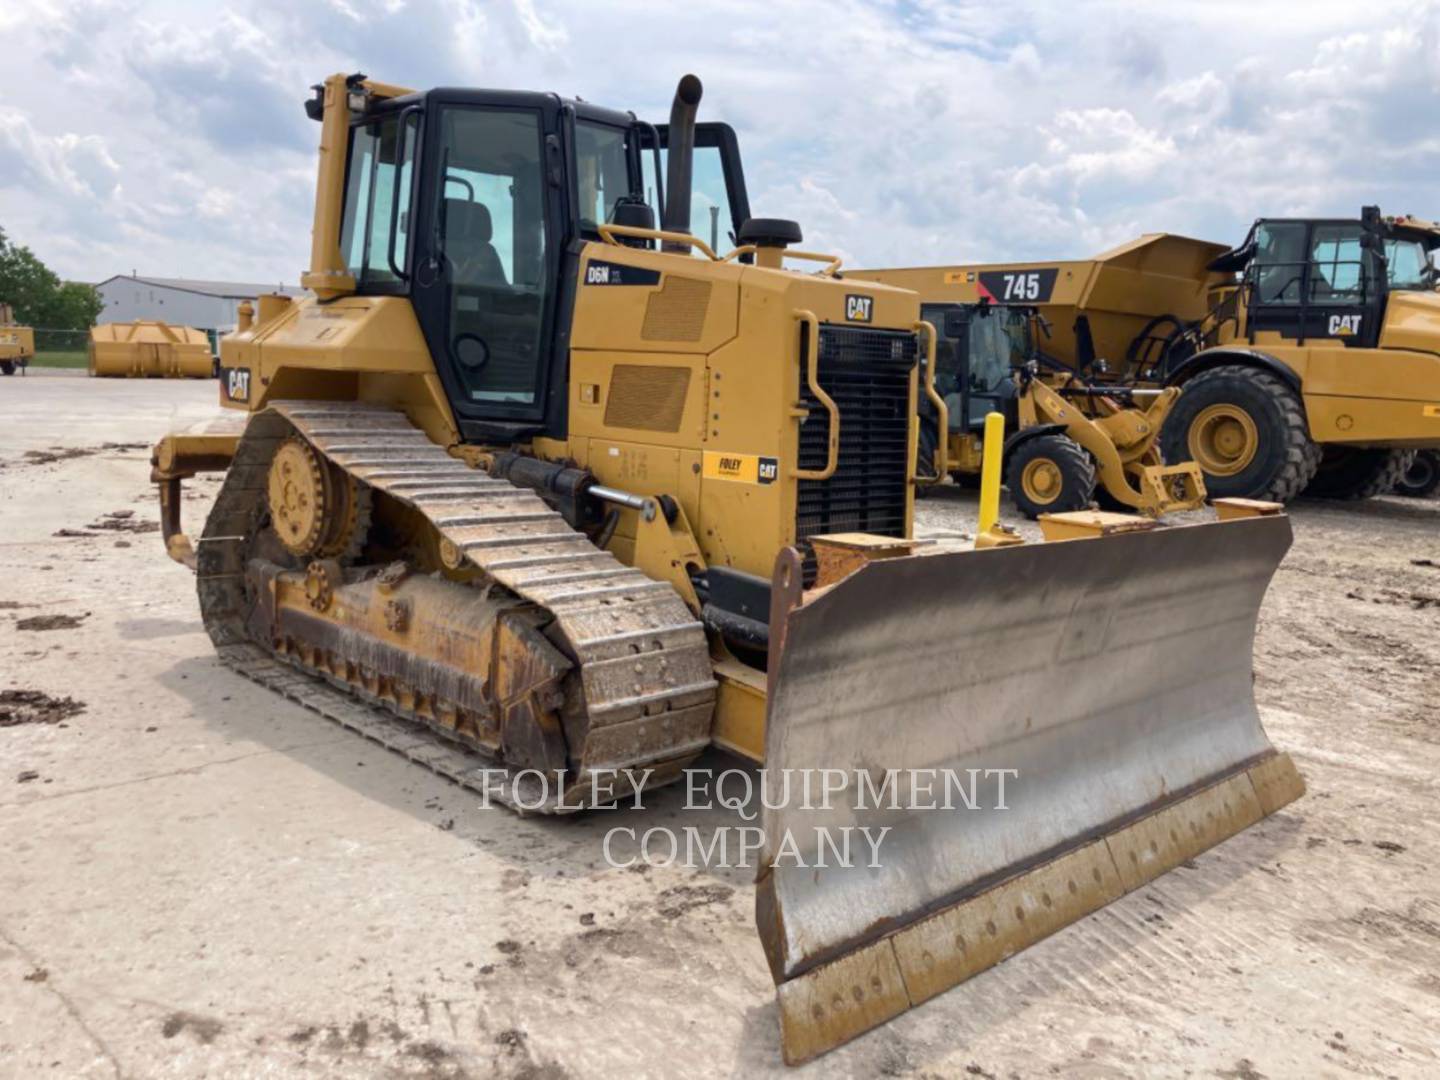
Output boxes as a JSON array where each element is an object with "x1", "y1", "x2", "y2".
[
  {"x1": 0, "y1": 302, "x2": 35, "y2": 375},
  {"x1": 855, "y1": 212, "x2": 1440, "y2": 503},
  {"x1": 151, "y1": 72, "x2": 1304, "y2": 1065},
  {"x1": 917, "y1": 300, "x2": 1205, "y2": 518}
]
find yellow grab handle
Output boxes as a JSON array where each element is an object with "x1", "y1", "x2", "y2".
[
  {"x1": 596, "y1": 223, "x2": 720, "y2": 260},
  {"x1": 792, "y1": 310, "x2": 840, "y2": 481},
  {"x1": 916, "y1": 320, "x2": 947, "y2": 483},
  {"x1": 977, "y1": 411, "x2": 1006, "y2": 537}
]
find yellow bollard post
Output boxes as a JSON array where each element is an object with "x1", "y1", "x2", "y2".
[{"x1": 975, "y1": 412, "x2": 1023, "y2": 549}]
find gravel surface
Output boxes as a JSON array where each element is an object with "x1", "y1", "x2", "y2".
[{"x1": 2, "y1": 373, "x2": 1437, "y2": 1078}]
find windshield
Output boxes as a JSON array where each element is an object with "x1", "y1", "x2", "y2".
[{"x1": 1385, "y1": 238, "x2": 1433, "y2": 290}]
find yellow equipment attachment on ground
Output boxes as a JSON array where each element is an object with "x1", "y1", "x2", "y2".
[
  {"x1": 89, "y1": 320, "x2": 215, "y2": 378},
  {"x1": 856, "y1": 214, "x2": 1440, "y2": 503},
  {"x1": 0, "y1": 302, "x2": 35, "y2": 376},
  {"x1": 151, "y1": 72, "x2": 1302, "y2": 1064}
]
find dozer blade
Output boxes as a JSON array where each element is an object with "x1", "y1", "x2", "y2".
[{"x1": 756, "y1": 515, "x2": 1304, "y2": 1064}]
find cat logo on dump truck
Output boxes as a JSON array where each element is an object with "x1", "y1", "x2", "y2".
[
  {"x1": 845, "y1": 295, "x2": 874, "y2": 323},
  {"x1": 703, "y1": 451, "x2": 778, "y2": 484},
  {"x1": 1329, "y1": 314, "x2": 1362, "y2": 336}
]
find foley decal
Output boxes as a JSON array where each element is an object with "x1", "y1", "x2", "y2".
[{"x1": 703, "y1": 451, "x2": 779, "y2": 485}]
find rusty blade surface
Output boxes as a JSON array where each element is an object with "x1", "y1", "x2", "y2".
[{"x1": 757, "y1": 516, "x2": 1294, "y2": 1026}]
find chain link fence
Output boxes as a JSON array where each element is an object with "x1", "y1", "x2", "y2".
[{"x1": 31, "y1": 327, "x2": 91, "y2": 368}]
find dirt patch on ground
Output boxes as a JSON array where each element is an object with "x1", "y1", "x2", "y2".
[
  {"x1": 0, "y1": 690, "x2": 86, "y2": 726},
  {"x1": 655, "y1": 884, "x2": 734, "y2": 919},
  {"x1": 15, "y1": 613, "x2": 89, "y2": 631},
  {"x1": 87, "y1": 509, "x2": 159, "y2": 534},
  {"x1": 20, "y1": 442, "x2": 149, "y2": 466}
]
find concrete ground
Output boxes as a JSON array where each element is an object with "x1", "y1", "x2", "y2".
[{"x1": 2, "y1": 370, "x2": 1438, "y2": 1079}]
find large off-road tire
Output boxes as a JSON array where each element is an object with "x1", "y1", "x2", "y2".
[
  {"x1": 1304, "y1": 447, "x2": 1417, "y2": 500},
  {"x1": 1005, "y1": 434, "x2": 1096, "y2": 519},
  {"x1": 0, "y1": 360, "x2": 14, "y2": 376},
  {"x1": 1395, "y1": 449, "x2": 1440, "y2": 499},
  {"x1": 1160, "y1": 365, "x2": 1320, "y2": 502}
]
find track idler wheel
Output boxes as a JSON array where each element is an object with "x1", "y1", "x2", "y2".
[{"x1": 267, "y1": 437, "x2": 371, "y2": 558}]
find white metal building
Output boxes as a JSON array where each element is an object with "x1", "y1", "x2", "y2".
[{"x1": 94, "y1": 275, "x2": 306, "y2": 343}]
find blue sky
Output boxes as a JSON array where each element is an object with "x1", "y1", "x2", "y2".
[{"x1": 2, "y1": 0, "x2": 1438, "y2": 284}]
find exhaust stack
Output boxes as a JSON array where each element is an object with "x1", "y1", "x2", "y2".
[{"x1": 661, "y1": 74, "x2": 703, "y2": 253}]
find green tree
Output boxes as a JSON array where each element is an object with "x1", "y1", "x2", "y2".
[{"x1": 0, "y1": 227, "x2": 102, "y2": 330}]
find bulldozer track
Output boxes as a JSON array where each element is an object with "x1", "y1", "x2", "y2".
[{"x1": 195, "y1": 402, "x2": 717, "y2": 812}]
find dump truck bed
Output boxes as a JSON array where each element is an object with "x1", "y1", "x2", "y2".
[{"x1": 852, "y1": 233, "x2": 1230, "y2": 374}]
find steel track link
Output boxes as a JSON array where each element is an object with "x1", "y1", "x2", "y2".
[{"x1": 194, "y1": 403, "x2": 717, "y2": 812}]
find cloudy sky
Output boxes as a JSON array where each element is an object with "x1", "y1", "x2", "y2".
[{"x1": 2, "y1": 0, "x2": 1438, "y2": 286}]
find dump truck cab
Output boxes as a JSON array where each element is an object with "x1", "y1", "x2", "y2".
[{"x1": 1190, "y1": 207, "x2": 1440, "y2": 366}]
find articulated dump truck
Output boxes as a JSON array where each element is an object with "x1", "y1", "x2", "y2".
[
  {"x1": 89, "y1": 320, "x2": 215, "y2": 378},
  {"x1": 152, "y1": 73, "x2": 1304, "y2": 1064},
  {"x1": 857, "y1": 214, "x2": 1440, "y2": 503}
]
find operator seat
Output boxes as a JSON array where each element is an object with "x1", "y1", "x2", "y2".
[{"x1": 445, "y1": 199, "x2": 507, "y2": 286}]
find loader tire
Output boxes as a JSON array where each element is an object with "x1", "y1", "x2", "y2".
[
  {"x1": 1160, "y1": 365, "x2": 1320, "y2": 502},
  {"x1": 0, "y1": 360, "x2": 14, "y2": 376},
  {"x1": 1005, "y1": 434, "x2": 1095, "y2": 519},
  {"x1": 1304, "y1": 447, "x2": 1417, "y2": 500},
  {"x1": 1395, "y1": 448, "x2": 1440, "y2": 499}
]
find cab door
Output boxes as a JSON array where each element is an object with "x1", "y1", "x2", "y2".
[{"x1": 406, "y1": 100, "x2": 566, "y2": 437}]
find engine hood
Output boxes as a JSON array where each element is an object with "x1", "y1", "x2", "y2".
[{"x1": 1382, "y1": 289, "x2": 1440, "y2": 355}]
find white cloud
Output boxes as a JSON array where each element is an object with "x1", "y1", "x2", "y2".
[{"x1": 2, "y1": 0, "x2": 1440, "y2": 284}]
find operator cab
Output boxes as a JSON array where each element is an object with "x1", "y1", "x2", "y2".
[
  {"x1": 324, "y1": 77, "x2": 754, "y2": 442},
  {"x1": 918, "y1": 301, "x2": 1026, "y2": 433},
  {"x1": 1206, "y1": 205, "x2": 1440, "y2": 349}
]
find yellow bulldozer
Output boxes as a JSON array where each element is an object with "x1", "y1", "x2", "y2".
[
  {"x1": 89, "y1": 319, "x2": 216, "y2": 378},
  {"x1": 152, "y1": 72, "x2": 1303, "y2": 1064},
  {"x1": 0, "y1": 302, "x2": 35, "y2": 375},
  {"x1": 858, "y1": 214, "x2": 1440, "y2": 502},
  {"x1": 915, "y1": 300, "x2": 1205, "y2": 517}
]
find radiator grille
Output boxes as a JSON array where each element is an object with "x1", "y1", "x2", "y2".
[
  {"x1": 796, "y1": 325, "x2": 916, "y2": 583},
  {"x1": 604, "y1": 364, "x2": 691, "y2": 432},
  {"x1": 641, "y1": 276, "x2": 712, "y2": 342}
]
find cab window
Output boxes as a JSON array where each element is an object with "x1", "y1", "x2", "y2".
[
  {"x1": 1386, "y1": 239, "x2": 1432, "y2": 290},
  {"x1": 1308, "y1": 224, "x2": 1366, "y2": 302},
  {"x1": 575, "y1": 122, "x2": 632, "y2": 231},
  {"x1": 642, "y1": 144, "x2": 737, "y2": 254},
  {"x1": 1250, "y1": 222, "x2": 1307, "y2": 305},
  {"x1": 340, "y1": 111, "x2": 418, "y2": 285},
  {"x1": 436, "y1": 107, "x2": 549, "y2": 406}
]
